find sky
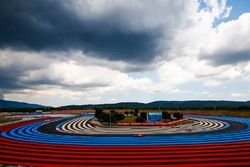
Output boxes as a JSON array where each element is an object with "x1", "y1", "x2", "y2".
[{"x1": 0, "y1": 0, "x2": 250, "y2": 107}]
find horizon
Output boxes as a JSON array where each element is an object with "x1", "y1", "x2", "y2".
[
  {"x1": 0, "y1": 0, "x2": 250, "y2": 106},
  {"x1": 1, "y1": 98, "x2": 250, "y2": 108}
]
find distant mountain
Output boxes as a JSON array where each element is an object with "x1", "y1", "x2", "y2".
[
  {"x1": 59, "y1": 102, "x2": 144, "y2": 110},
  {"x1": 0, "y1": 99, "x2": 50, "y2": 109},
  {"x1": 1, "y1": 99, "x2": 250, "y2": 110},
  {"x1": 59, "y1": 100, "x2": 250, "y2": 110},
  {"x1": 145, "y1": 101, "x2": 250, "y2": 109}
]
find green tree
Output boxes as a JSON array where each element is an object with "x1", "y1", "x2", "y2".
[
  {"x1": 140, "y1": 112, "x2": 148, "y2": 120},
  {"x1": 95, "y1": 108, "x2": 104, "y2": 119},
  {"x1": 134, "y1": 108, "x2": 139, "y2": 116},
  {"x1": 162, "y1": 111, "x2": 171, "y2": 121},
  {"x1": 101, "y1": 113, "x2": 110, "y2": 122},
  {"x1": 135, "y1": 117, "x2": 145, "y2": 122},
  {"x1": 114, "y1": 113, "x2": 125, "y2": 121},
  {"x1": 173, "y1": 112, "x2": 183, "y2": 120}
]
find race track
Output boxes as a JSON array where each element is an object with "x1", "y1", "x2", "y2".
[{"x1": 0, "y1": 115, "x2": 250, "y2": 166}]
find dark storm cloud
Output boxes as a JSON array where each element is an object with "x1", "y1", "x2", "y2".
[
  {"x1": 0, "y1": 0, "x2": 161, "y2": 63},
  {"x1": 0, "y1": 58, "x2": 108, "y2": 88},
  {"x1": 0, "y1": 54, "x2": 109, "y2": 92},
  {"x1": 0, "y1": 68, "x2": 28, "y2": 90},
  {"x1": 0, "y1": 65, "x2": 109, "y2": 96},
  {"x1": 25, "y1": 77, "x2": 109, "y2": 89},
  {"x1": 203, "y1": 50, "x2": 250, "y2": 66},
  {"x1": 213, "y1": 50, "x2": 250, "y2": 65},
  {"x1": 0, "y1": 89, "x2": 4, "y2": 100}
]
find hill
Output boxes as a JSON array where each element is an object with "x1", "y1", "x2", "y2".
[
  {"x1": 1, "y1": 99, "x2": 250, "y2": 110},
  {"x1": 59, "y1": 100, "x2": 250, "y2": 110},
  {"x1": 0, "y1": 99, "x2": 49, "y2": 109}
]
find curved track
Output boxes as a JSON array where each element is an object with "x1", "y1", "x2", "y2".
[
  {"x1": 54, "y1": 117, "x2": 229, "y2": 135},
  {"x1": 0, "y1": 116, "x2": 250, "y2": 166},
  {"x1": 57, "y1": 116, "x2": 94, "y2": 133}
]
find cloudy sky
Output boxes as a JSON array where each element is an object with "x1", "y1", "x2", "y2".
[{"x1": 0, "y1": 0, "x2": 250, "y2": 106}]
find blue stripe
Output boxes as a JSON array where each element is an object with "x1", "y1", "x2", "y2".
[{"x1": 1, "y1": 116, "x2": 249, "y2": 146}]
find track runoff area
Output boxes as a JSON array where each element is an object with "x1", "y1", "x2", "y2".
[{"x1": 0, "y1": 113, "x2": 250, "y2": 167}]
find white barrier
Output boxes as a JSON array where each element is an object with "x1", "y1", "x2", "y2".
[{"x1": 117, "y1": 119, "x2": 188, "y2": 126}]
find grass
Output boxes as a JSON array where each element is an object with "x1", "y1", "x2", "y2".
[
  {"x1": 161, "y1": 119, "x2": 172, "y2": 122},
  {"x1": 0, "y1": 118, "x2": 21, "y2": 124},
  {"x1": 119, "y1": 116, "x2": 137, "y2": 123}
]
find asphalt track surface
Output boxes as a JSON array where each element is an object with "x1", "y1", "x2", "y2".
[
  {"x1": 37, "y1": 116, "x2": 244, "y2": 136},
  {"x1": 0, "y1": 115, "x2": 250, "y2": 166}
]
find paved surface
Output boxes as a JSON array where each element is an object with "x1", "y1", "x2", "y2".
[
  {"x1": 53, "y1": 117, "x2": 228, "y2": 135},
  {"x1": 0, "y1": 115, "x2": 249, "y2": 166},
  {"x1": 38, "y1": 116, "x2": 246, "y2": 136}
]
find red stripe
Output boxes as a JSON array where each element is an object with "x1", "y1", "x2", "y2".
[
  {"x1": 1, "y1": 119, "x2": 250, "y2": 166},
  {"x1": 1, "y1": 138, "x2": 250, "y2": 151},
  {"x1": 1, "y1": 145, "x2": 250, "y2": 155},
  {"x1": 1, "y1": 149, "x2": 250, "y2": 159},
  {"x1": 1, "y1": 153, "x2": 249, "y2": 162},
  {"x1": 0, "y1": 160, "x2": 249, "y2": 167}
]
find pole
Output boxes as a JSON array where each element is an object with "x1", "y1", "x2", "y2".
[{"x1": 110, "y1": 111, "x2": 111, "y2": 127}]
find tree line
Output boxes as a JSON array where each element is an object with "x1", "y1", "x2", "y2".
[{"x1": 94, "y1": 108, "x2": 184, "y2": 123}]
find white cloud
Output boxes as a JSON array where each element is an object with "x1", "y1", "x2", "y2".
[
  {"x1": 70, "y1": 0, "x2": 198, "y2": 31},
  {"x1": 201, "y1": 13, "x2": 250, "y2": 65},
  {"x1": 189, "y1": 60, "x2": 242, "y2": 87},
  {"x1": 50, "y1": 61, "x2": 120, "y2": 86},
  {"x1": 231, "y1": 91, "x2": 250, "y2": 100},
  {"x1": 84, "y1": 96, "x2": 101, "y2": 103},
  {"x1": 0, "y1": 49, "x2": 55, "y2": 71},
  {"x1": 203, "y1": 0, "x2": 232, "y2": 19},
  {"x1": 1, "y1": 0, "x2": 250, "y2": 105},
  {"x1": 158, "y1": 61, "x2": 194, "y2": 86}
]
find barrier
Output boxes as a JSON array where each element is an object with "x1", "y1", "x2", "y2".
[{"x1": 117, "y1": 119, "x2": 188, "y2": 126}]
